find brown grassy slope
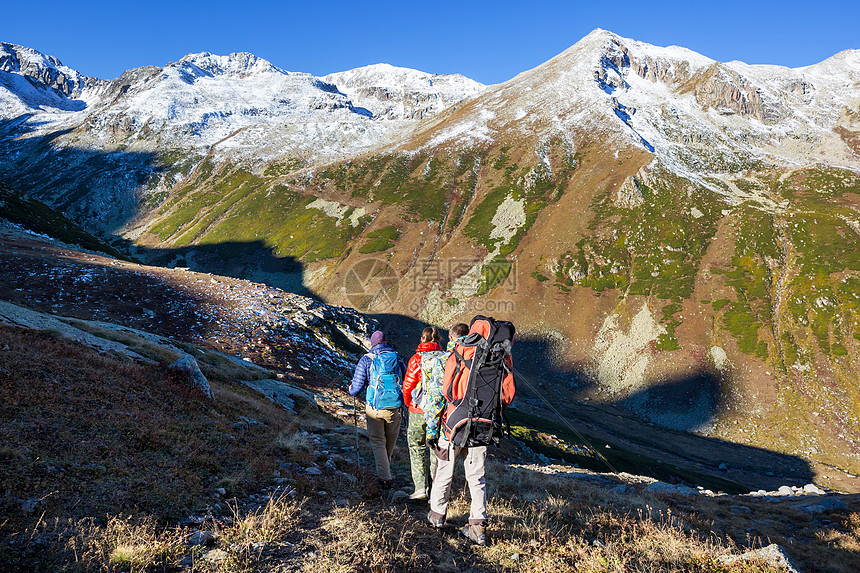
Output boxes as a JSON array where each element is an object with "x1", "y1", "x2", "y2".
[
  {"x1": 0, "y1": 324, "x2": 321, "y2": 570},
  {"x1": 0, "y1": 235, "x2": 216, "y2": 342}
]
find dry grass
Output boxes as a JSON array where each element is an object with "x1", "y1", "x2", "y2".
[
  {"x1": 275, "y1": 430, "x2": 317, "y2": 454},
  {"x1": 222, "y1": 492, "x2": 300, "y2": 547},
  {"x1": 303, "y1": 504, "x2": 438, "y2": 573},
  {"x1": 194, "y1": 493, "x2": 303, "y2": 572},
  {"x1": 16, "y1": 494, "x2": 303, "y2": 573},
  {"x1": 68, "y1": 515, "x2": 185, "y2": 572},
  {"x1": 279, "y1": 459, "x2": 806, "y2": 573},
  {"x1": 0, "y1": 324, "x2": 312, "y2": 570}
]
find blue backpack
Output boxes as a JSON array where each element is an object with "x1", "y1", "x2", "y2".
[{"x1": 366, "y1": 351, "x2": 403, "y2": 409}]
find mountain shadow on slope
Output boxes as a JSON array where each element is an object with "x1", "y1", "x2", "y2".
[
  {"x1": 0, "y1": 114, "x2": 161, "y2": 235},
  {"x1": 130, "y1": 241, "x2": 315, "y2": 299},
  {"x1": 0, "y1": 118, "x2": 816, "y2": 492}
]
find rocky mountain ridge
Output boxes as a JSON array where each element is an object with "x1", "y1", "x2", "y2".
[{"x1": 0, "y1": 42, "x2": 485, "y2": 163}]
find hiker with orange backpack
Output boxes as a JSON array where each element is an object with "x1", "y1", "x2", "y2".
[
  {"x1": 427, "y1": 316, "x2": 516, "y2": 545},
  {"x1": 349, "y1": 330, "x2": 406, "y2": 489}
]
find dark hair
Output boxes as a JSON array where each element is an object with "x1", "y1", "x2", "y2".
[
  {"x1": 421, "y1": 326, "x2": 441, "y2": 344},
  {"x1": 449, "y1": 323, "x2": 469, "y2": 339}
]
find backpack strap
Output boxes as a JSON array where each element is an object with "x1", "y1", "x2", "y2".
[
  {"x1": 502, "y1": 407, "x2": 510, "y2": 435},
  {"x1": 451, "y1": 347, "x2": 470, "y2": 381},
  {"x1": 455, "y1": 337, "x2": 489, "y2": 448}
]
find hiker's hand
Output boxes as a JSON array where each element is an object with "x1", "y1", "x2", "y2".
[{"x1": 427, "y1": 437, "x2": 438, "y2": 450}]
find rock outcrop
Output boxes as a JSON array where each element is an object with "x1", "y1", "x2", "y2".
[
  {"x1": 616, "y1": 176, "x2": 645, "y2": 208},
  {"x1": 717, "y1": 544, "x2": 801, "y2": 573},
  {"x1": 169, "y1": 354, "x2": 214, "y2": 400},
  {"x1": 0, "y1": 42, "x2": 100, "y2": 97}
]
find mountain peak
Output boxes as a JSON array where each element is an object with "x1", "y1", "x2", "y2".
[
  {"x1": 1, "y1": 42, "x2": 66, "y2": 73},
  {"x1": 326, "y1": 63, "x2": 484, "y2": 90},
  {"x1": 800, "y1": 48, "x2": 860, "y2": 76},
  {"x1": 324, "y1": 63, "x2": 485, "y2": 121},
  {"x1": 0, "y1": 42, "x2": 93, "y2": 96},
  {"x1": 172, "y1": 51, "x2": 284, "y2": 78}
]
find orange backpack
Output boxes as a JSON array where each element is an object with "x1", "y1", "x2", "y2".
[{"x1": 442, "y1": 315, "x2": 516, "y2": 447}]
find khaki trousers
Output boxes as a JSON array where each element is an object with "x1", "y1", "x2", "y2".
[
  {"x1": 428, "y1": 434, "x2": 488, "y2": 525},
  {"x1": 365, "y1": 405, "x2": 401, "y2": 481}
]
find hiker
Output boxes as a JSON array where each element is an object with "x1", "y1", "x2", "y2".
[
  {"x1": 423, "y1": 323, "x2": 469, "y2": 452},
  {"x1": 402, "y1": 326, "x2": 446, "y2": 500},
  {"x1": 427, "y1": 316, "x2": 516, "y2": 546},
  {"x1": 348, "y1": 330, "x2": 406, "y2": 489}
]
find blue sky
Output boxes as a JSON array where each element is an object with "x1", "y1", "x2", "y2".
[{"x1": 2, "y1": 0, "x2": 857, "y2": 84}]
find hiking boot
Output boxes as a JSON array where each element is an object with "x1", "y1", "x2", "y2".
[
  {"x1": 426, "y1": 511, "x2": 444, "y2": 529},
  {"x1": 378, "y1": 479, "x2": 393, "y2": 491},
  {"x1": 409, "y1": 490, "x2": 428, "y2": 501},
  {"x1": 460, "y1": 524, "x2": 486, "y2": 545}
]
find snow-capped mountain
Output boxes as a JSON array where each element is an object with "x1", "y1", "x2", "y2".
[
  {"x1": 0, "y1": 42, "x2": 102, "y2": 117},
  {"x1": 4, "y1": 30, "x2": 857, "y2": 179},
  {"x1": 0, "y1": 44, "x2": 486, "y2": 164},
  {"x1": 409, "y1": 29, "x2": 860, "y2": 183}
]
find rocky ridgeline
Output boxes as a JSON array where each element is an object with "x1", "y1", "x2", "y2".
[{"x1": 0, "y1": 42, "x2": 101, "y2": 97}]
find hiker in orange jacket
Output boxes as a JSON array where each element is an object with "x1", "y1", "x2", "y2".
[{"x1": 402, "y1": 326, "x2": 443, "y2": 500}]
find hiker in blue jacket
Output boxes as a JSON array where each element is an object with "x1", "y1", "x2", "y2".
[{"x1": 349, "y1": 330, "x2": 407, "y2": 488}]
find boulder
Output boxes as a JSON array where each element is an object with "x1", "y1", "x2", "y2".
[
  {"x1": 717, "y1": 544, "x2": 800, "y2": 573},
  {"x1": 186, "y1": 530, "x2": 216, "y2": 546},
  {"x1": 169, "y1": 354, "x2": 213, "y2": 399},
  {"x1": 797, "y1": 504, "x2": 825, "y2": 515},
  {"x1": 803, "y1": 483, "x2": 825, "y2": 495},
  {"x1": 817, "y1": 497, "x2": 849, "y2": 511},
  {"x1": 609, "y1": 484, "x2": 633, "y2": 495},
  {"x1": 239, "y1": 378, "x2": 319, "y2": 412},
  {"x1": 643, "y1": 481, "x2": 697, "y2": 497},
  {"x1": 795, "y1": 497, "x2": 849, "y2": 515},
  {"x1": 203, "y1": 549, "x2": 228, "y2": 563},
  {"x1": 777, "y1": 485, "x2": 795, "y2": 496}
]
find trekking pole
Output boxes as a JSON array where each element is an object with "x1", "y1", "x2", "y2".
[{"x1": 353, "y1": 395, "x2": 360, "y2": 468}]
